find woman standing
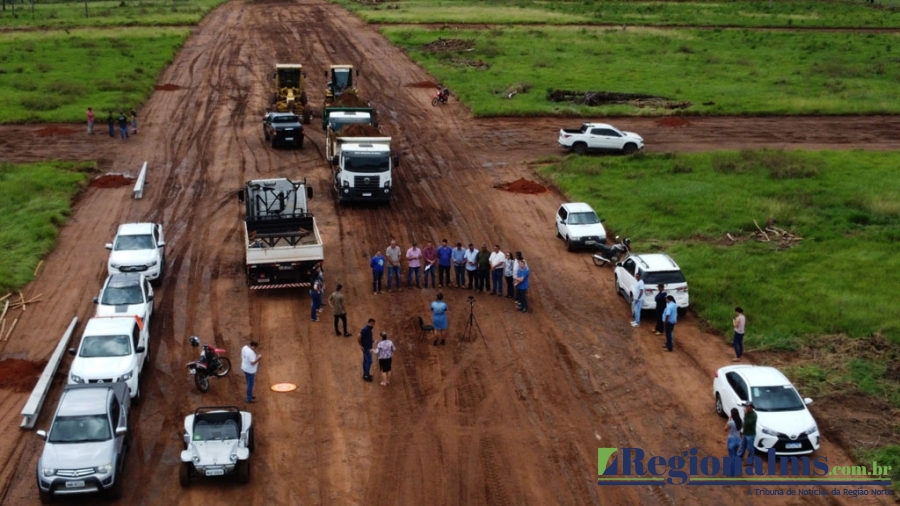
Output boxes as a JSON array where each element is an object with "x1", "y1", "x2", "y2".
[
  {"x1": 503, "y1": 252, "x2": 515, "y2": 298},
  {"x1": 430, "y1": 292, "x2": 449, "y2": 346},
  {"x1": 725, "y1": 407, "x2": 743, "y2": 476},
  {"x1": 375, "y1": 332, "x2": 396, "y2": 386}
]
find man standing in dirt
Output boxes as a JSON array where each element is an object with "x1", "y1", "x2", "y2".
[
  {"x1": 240, "y1": 340, "x2": 261, "y2": 403},
  {"x1": 630, "y1": 272, "x2": 645, "y2": 327},
  {"x1": 740, "y1": 402, "x2": 757, "y2": 462},
  {"x1": 329, "y1": 283, "x2": 351, "y2": 337},
  {"x1": 422, "y1": 241, "x2": 437, "y2": 288},
  {"x1": 733, "y1": 307, "x2": 746, "y2": 362},
  {"x1": 476, "y1": 243, "x2": 491, "y2": 292},
  {"x1": 107, "y1": 111, "x2": 115, "y2": 138},
  {"x1": 116, "y1": 111, "x2": 129, "y2": 140},
  {"x1": 452, "y1": 242, "x2": 466, "y2": 288},
  {"x1": 406, "y1": 241, "x2": 422, "y2": 289},
  {"x1": 464, "y1": 244, "x2": 478, "y2": 290},
  {"x1": 514, "y1": 258, "x2": 530, "y2": 313},
  {"x1": 309, "y1": 275, "x2": 322, "y2": 322},
  {"x1": 86, "y1": 107, "x2": 94, "y2": 135},
  {"x1": 654, "y1": 284, "x2": 667, "y2": 335},
  {"x1": 489, "y1": 244, "x2": 506, "y2": 296},
  {"x1": 130, "y1": 108, "x2": 138, "y2": 134},
  {"x1": 662, "y1": 295, "x2": 677, "y2": 352},
  {"x1": 358, "y1": 319, "x2": 376, "y2": 382},
  {"x1": 385, "y1": 239, "x2": 401, "y2": 292},
  {"x1": 370, "y1": 250, "x2": 385, "y2": 294},
  {"x1": 437, "y1": 239, "x2": 453, "y2": 288}
]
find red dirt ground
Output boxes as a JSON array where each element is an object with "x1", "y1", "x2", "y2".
[
  {"x1": 495, "y1": 178, "x2": 547, "y2": 194},
  {"x1": 88, "y1": 173, "x2": 134, "y2": 188},
  {"x1": 0, "y1": 359, "x2": 46, "y2": 394},
  {"x1": 656, "y1": 116, "x2": 692, "y2": 128},
  {"x1": 33, "y1": 125, "x2": 78, "y2": 137},
  {"x1": 405, "y1": 80, "x2": 439, "y2": 88}
]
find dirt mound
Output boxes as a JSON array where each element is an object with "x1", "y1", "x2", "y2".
[
  {"x1": 34, "y1": 125, "x2": 79, "y2": 137},
  {"x1": 655, "y1": 117, "x2": 691, "y2": 128},
  {"x1": 494, "y1": 178, "x2": 547, "y2": 194},
  {"x1": 421, "y1": 38, "x2": 474, "y2": 53},
  {"x1": 155, "y1": 83, "x2": 182, "y2": 91},
  {"x1": 405, "y1": 80, "x2": 439, "y2": 89},
  {"x1": 90, "y1": 173, "x2": 134, "y2": 188},
  {"x1": 340, "y1": 124, "x2": 383, "y2": 137},
  {"x1": 333, "y1": 92, "x2": 370, "y2": 108},
  {"x1": 547, "y1": 89, "x2": 692, "y2": 110},
  {"x1": 0, "y1": 358, "x2": 46, "y2": 393}
]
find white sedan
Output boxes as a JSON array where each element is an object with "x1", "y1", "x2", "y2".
[
  {"x1": 713, "y1": 365, "x2": 820, "y2": 455},
  {"x1": 106, "y1": 223, "x2": 166, "y2": 283}
]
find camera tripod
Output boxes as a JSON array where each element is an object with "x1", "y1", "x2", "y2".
[{"x1": 462, "y1": 297, "x2": 487, "y2": 346}]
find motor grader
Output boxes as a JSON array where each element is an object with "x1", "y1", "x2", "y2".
[
  {"x1": 324, "y1": 65, "x2": 358, "y2": 106},
  {"x1": 272, "y1": 64, "x2": 311, "y2": 124}
]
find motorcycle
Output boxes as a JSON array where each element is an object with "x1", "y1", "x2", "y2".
[
  {"x1": 186, "y1": 336, "x2": 232, "y2": 393},
  {"x1": 593, "y1": 237, "x2": 631, "y2": 266},
  {"x1": 432, "y1": 87, "x2": 450, "y2": 106}
]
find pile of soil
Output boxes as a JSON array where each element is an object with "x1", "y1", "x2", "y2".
[
  {"x1": 656, "y1": 117, "x2": 691, "y2": 128},
  {"x1": 0, "y1": 358, "x2": 46, "y2": 393},
  {"x1": 495, "y1": 178, "x2": 547, "y2": 195},
  {"x1": 332, "y1": 92, "x2": 369, "y2": 107},
  {"x1": 546, "y1": 89, "x2": 692, "y2": 110},
  {"x1": 421, "y1": 38, "x2": 475, "y2": 53},
  {"x1": 90, "y1": 173, "x2": 134, "y2": 188},
  {"x1": 340, "y1": 124, "x2": 383, "y2": 137},
  {"x1": 34, "y1": 126, "x2": 79, "y2": 137},
  {"x1": 155, "y1": 83, "x2": 182, "y2": 91},
  {"x1": 405, "y1": 80, "x2": 439, "y2": 89}
]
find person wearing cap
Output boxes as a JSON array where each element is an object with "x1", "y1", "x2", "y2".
[
  {"x1": 240, "y1": 341, "x2": 262, "y2": 403},
  {"x1": 374, "y1": 331, "x2": 396, "y2": 386},
  {"x1": 739, "y1": 403, "x2": 758, "y2": 462}
]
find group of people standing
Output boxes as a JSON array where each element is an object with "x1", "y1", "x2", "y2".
[
  {"x1": 724, "y1": 402, "x2": 757, "y2": 473},
  {"x1": 369, "y1": 240, "x2": 532, "y2": 313},
  {"x1": 87, "y1": 107, "x2": 137, "y2": 139}
]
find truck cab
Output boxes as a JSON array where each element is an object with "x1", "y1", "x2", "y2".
[{"x1": 332, "y1": 141, "x2": 396, "y2": 204}]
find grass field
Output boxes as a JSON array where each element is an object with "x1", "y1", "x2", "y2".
[
  {"x1": 336, "y1": 0, "x2": 900, "y2": 28},
  {"x1": 0, "y1": 0, "x2": 227, "y2": 28},
  {"x1": 0, "y1": 162, "x2": 92, "y2": 294},
  {"x1": 0, "y1": 27, "x2": 189, "y2": 123},
  {"x1": 383, "y1": 26, "x2": 900, "y2": 116}
]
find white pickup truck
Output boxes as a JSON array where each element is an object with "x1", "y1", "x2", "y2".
[{"x1": 558, "y1": 123, "x2": 644, "y2": 155}]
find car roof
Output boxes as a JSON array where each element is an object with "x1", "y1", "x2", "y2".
[
  {"x1": 104, "y1": 273, "x2": 143, "y2": 288},
  {"x1": 83, "y1": 316, "x2": 138, "y2": 336},
  {"x1": 722, "y1": 365, "x2": 791, "y2": 387},
  {"x1": 631, "y1": 253, "x2": 681, "y2": 272},
  {"x1": 584, "y1": 123, "x2": 618, "y2": 129},
  {"x1": 560, "y1": 202, "x2": 596, "y2": 213},
  {"x1": 57, "y1": 386, "x2": 111, "y2": 417},
  {"x1": 269, "y1": 112, "x2": 299, "y2": 118},
  {"x1": 117, "y1": 223, "x2": 155, "y2": 235}
]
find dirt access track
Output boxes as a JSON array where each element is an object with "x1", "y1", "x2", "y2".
[{"x1": 0, "y1": 1, "x2": 898, "y2": 505}]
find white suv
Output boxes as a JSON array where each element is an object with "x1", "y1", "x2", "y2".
[
  {"x1": 93, "y1": 273, "x2": 154, "y2": 325},
  {"x1": 555, "y1": 202, "x2": 607, "y2": 251},
  {"x1": 106, "y1": 223, "x2": 165, "y2": 283},
  {"x1": 68, "y1": 316, "x2": 150, "y2": 401},
  {"x1": 615, "y1": 253, "x2": 689, "y2": 311}
]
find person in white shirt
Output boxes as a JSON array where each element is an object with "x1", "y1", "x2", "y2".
[
  {"x1": 488, "y1": 245, "x2": 506, "y2": 296},
  {"x1": 241, "y1": 341, "x2": 262, "y2": 403},
  {"x1": 631, "y1": 272, "x2": 645, "y2": 327},
  {"x1": 374, "y1": 332, "x2": 396, "y2": 386},
  {"x1": 463, "y1": 244, "x2": 479, "y2": 290}
]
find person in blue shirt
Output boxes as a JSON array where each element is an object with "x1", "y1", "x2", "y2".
[
  {"x1": 451, "y1": 243, "x2": 467, "y2": 288},
  {"x1": 514, "y1": 259, "x2": 530, "y2": 313},
  {"x1": 662, "y1": 295, "x2": 678, "y2": 352},
  {"x1": 431, "y1": 292, "x2": 449, "y2": 346},
  {"x1": 437, "y1": 239, "x2": 453, "y2": 288},
  {"x1": 370, "y1": 250, "x2": 385, "y2": 294}
]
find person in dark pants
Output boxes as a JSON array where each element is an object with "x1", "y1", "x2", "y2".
[
  {"x1": 329, "y1": 284, "x2": 351, "y2": 337},
  {"x1": 309, "y1": 278, "x2": 322, "y2": 322},
  {"x1": 370, "y1": 250, "x2": 385, "y2": 294},
  {"x1": 107, "y1": 111, "x2": 115, "y2": 137},
  {"x1": 739, "y1": 403, "x2": 758, "y2": 462},
  {"x1": 662, "y1": 295, "x2": 677, "y2": 351},
  {"x1": 733, "y1": 307, "x2": 746, "y2": 362},
  {"x1": 437, "y1": 239, "x2": 453, "y2": 288},
  {"x1": 452, "y1": 242, "x2": 466, "y2": 288},
  {"x1": 654, "y1": 284, "x2": 667, "y2": 335},
  {"x1": 464, "y1": 244, "x2": 478, "y2": 289},
  {"x1": 504, "y1": 252, "x2": 515, "y2": 298},
  {"x1": 358, "y1": 319, "x2": 376, "y2": 382},
  {"x1": 240, "y1": 341, "x2": 262, "y2": 403},
  {"x1": 117, "y1": 111, "x2": 129, "y2": 139},
  {"x1": 476, "y1": 244, "x2": 491, "y2": 292},
  {"x1": 514, "y1": 259, "x2": 530, "y2": 313}
]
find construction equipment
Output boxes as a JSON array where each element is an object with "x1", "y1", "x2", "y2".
[
  {"x1": 324, "y1": 107, "x2": 397, "y2": 204},
  {"x1": 271, "y1": 64, "x2": 311, "y2": 124},
  {"x1": 324, "y1": 65, "x2": 360, "y2": 105}
]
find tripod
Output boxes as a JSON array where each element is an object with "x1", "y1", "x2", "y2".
[{"x1": 462, "y1": 299, "x2": 487, "y2": 346}]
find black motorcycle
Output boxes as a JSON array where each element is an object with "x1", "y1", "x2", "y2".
[
  {"x1": 186, "y1": 336, "x2": 232, "y2": 393},
  {"x1": 593, "y1": 237, "x2": 631, "y2": 266}
]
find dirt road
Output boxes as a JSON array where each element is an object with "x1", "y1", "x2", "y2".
[{"x1": 0, "y1": 1, "x2": 896, "y2": 505}]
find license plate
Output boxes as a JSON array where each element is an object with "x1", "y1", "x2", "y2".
[
  {"x1": 785, "y1": 442, "x2": 802, "y2": 449},
  {"x1": 362, "y1": 192, "x2": 372, "y2": 197},
  {"x1": 205, "y1": 469, "x2": 225, "y2": 476},
  {"x1": 284, "y1": 137, "x2": 294, "y2": 141},
  {"x1": 278, "y1": 265, "x2": 294, "y2": 270},
  {"x1": 585, "y1": 240, "x2": 597, "y2": 245},
  {"x1": 65, "y1": 480, "x2": 85, "y2": 488}
]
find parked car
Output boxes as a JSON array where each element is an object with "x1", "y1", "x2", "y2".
[
  {"x1": 615, "y1": 253, "x2": 689, "y2": 312},
  {"x1": 555, "y1": 202, "x2": 607, "y2": 251},
  {"x1": 68, "y1": 316, "x2": 150, "y2": 401},
  {"x1": 105, "y1": 222, "x2": 165, "y2": 284},
  {"x1": 263, "y1": 111, "x2": 304, "y2": 148},
  {"x1": 180, "y1": 406, "x2": 254, "y2": 486},
  {"x1": 35, "y1": 382, "x2": 131, "y2": 503},
  {"x1": 713, "y1": 365, "x2": 820, "y2": 455},
  {"x1": 558, "y1": 122, "x2": 644, "y2": 155},
  {"x1": 93, "y1": 273, "x2": 154, "y2": 325}
]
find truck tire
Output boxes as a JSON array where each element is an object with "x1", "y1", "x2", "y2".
[
  {"x1": 179, "y1": 463, "x2": 192, "y2": 487},
  {"x1": 302, "y1": 109, "x2": 312, "y2": 125},
  {"x1": 566, "y1": 236, "x2": 575, "y2": 252},
  {"x1": 38, "y1": 490, "x2": 52, "y2": 504},
  {"x1": 264, "y1": 128, "x2": 269, "y2": 141},
  {"x1": 300, "y1": 91, "x2": 308, "y2": 106},
  {"x1": 297, "y1": 136, "x2": 304, "y2": 149},
  {"x1": 271, "y1": 136, "x2": 278, "y2": 149},
  {"x1": 237, "y1": 462, "x2": 251, "y2": 484},
  {"x1": 622, "y1": 143, "x2": 637, "y2": 155},
  {"x1": 572, "y1": 143, "x2": 587, "y2": 156}
]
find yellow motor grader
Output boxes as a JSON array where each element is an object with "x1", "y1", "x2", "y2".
[
  {"x1": 323, "y1": 65, "x2": 364, "y2": 106},
  {"x1": 272, "y1": 64, "x2": 311, "y2": 124}
]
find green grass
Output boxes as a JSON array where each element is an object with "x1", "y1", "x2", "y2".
[
  {"x1": 383, "y1": 26, "x2": 900, "y2": 116},
  {"x1": 540, "y1": 150, "x2": 900, "y2": 348},
  {"x1": 0, "y1": 27, "x2": 189, "y2": 123},
  {"x1": 0, "y1": 162, "x2": 92, "y2": 294},
  {"x1": 334, "y1": 0, "x2": 900, "y2": 28},
  {"x1": 0, "y1": 0, "x2": 228, "y2": 29},
  {"x1": 856, "y1": 445, "x2": 900, "y2": 488}
]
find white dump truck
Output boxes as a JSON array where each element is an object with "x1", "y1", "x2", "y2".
[{"x1": 324, "y1": 107, "x2": 398, "y2": 204}]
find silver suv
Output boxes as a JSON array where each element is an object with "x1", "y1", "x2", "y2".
[{"x1": 36, "y1": 382, "x2": 130, "y2": 503}]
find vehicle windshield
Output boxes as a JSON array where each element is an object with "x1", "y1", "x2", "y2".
[
  {"x1": 568, "y1": 212, "x2": 600, "y2": 225},
  {"x1": 49, "y1": 415, "x2": 112, "y2": 443},
  {"x1": 751, "y1": 385, "x2": 806, "y2": 412},
  {"x1": 345, "y1": 155, "x2": 389, "y2": 174},
  {"x1": 333, "y1": 69, "x2": 352, "y2": 89},
  {"x1": 272, "y1": 115, "x2": 299, "y2": 124},
  {"x1": 642, "y1": 270, "x2": 686, "y2": 285},
  {"x1": 80, "y1": 335, "x2": 132, "y2": 357},
  {"x1": 114, "y1": 234, "x2": 154, "y2": 251},
  {"x1": 329, "y1": 117, "x2": 371, "y2": 132},
  {"x1": 193, "y1": 419, "x2": 240, "y2": 441},
  {"x1": 100, "y1": 285, "x2": 144, "y2": 305}
]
